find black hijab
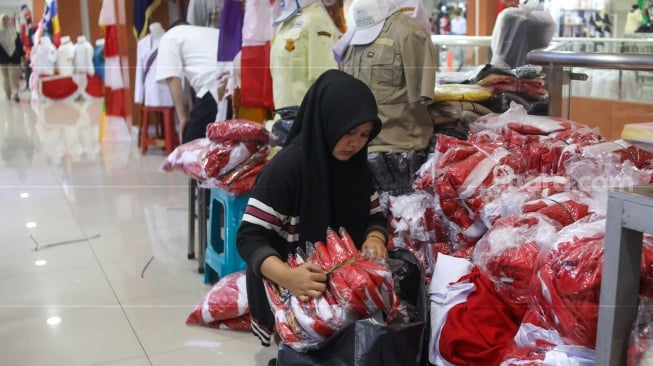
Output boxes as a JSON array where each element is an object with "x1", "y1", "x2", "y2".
[{"x1": 285, "y1": 69, "x2": 382, "y2": 246}]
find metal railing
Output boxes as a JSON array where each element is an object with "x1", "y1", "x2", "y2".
[{"x1": 430, "y1": 35, "x2": 653, "y2": 117}]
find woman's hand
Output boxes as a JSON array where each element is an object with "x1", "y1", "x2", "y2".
[
  {"x1": 361, "y1": 231, "x2": 388, "y2": 260},
  {"x1": 284, "y1": 263, "x2": 327, "y2": 302}
]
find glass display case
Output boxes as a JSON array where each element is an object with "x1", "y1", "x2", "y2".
[{"x1": 431, "y1": 35, "x2": 653, "y2": 139}]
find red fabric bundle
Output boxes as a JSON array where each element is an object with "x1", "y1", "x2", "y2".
[
  {"x1": 439, "y1": 268, "x2": 520, "y2": 366},
  {"x1": 186, "y1": 271, "x2": 249, "y2": 329},
  {"x1": 41, "y1": 76, "x2": 79, "y2": 99},
  {"x1": 264, "y1": 227, "x2": 405, "y2": 351},
  {"x1": 205, "y1": 119, "x2": 274, "y2": 145},
  {"x1": 85, "y1": 75, "x2": 104, "y2": 97},
  {"x1": 530, "y1": 220, "x2": 605, "y2": 348}
]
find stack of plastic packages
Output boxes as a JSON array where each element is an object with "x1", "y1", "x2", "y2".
[
  {"x1": 160, "y1": 119, "x2": 278, "y2": 194},
  {"x1": 264, "y1": 227, "x2": 407, "y2": 351}
]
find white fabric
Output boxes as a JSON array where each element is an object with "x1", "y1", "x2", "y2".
[
  {"x1": 56, "y1": 37, "x2": 75, "y2": 76},
  {"x1": 104, "y1": 56, "x2": 124, "y2": 89},
  {"x1": 242, "y1": 0, "x2": 275, "y2": 45},
  {"x1": 98, "y1": 0, "x2": 116, "y2": 26},
  {"x1": 543, "y1": 345, "x2": 595, "y2": 366},
  {"x1": 134, "y1": 34, "x2": 173, "y2": 107},
  {"x1": 155, "y1": 25, "x2": 219, "y2": 101},
  {"x1": 73, "y1": 36, "x2": 95, "y2": 75},
  {"x1": 428, "y1": 254, "x2": 474, "y2": 366},
  {"x1": 31, "y1": 37, "x2": 57, "y2": 76}
]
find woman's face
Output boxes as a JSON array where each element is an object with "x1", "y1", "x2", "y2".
[
  {"x1": 331, "y1": 121, "x2": 374, "y2": 161},
  {"x1": 1, "y1": 16, "x2": 10, "y2": 28}
]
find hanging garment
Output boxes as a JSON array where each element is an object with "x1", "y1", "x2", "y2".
[
  {"x1": 270, "y1": 2, "x2": 339, "y2": 109},
  {"x1": 134, "y1": 34, "x2": 173, "y2": 107},
  {"x1": 341, "y1": 11, "x2": 436, "y2": 153}
]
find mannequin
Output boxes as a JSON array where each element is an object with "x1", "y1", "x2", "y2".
[
  {"x1": 71, "y1": 35, "x2": 94, "y2": 97},
  {"x1": 134, "y1": 22, "x2": 173, "y2": 107},
  {"x1": 340, "y1": 0, "x2": 436, "y2": 195},
  {"x1": 56, "y1": 35, "x2": 75, "y2": 76},
  {"x1": 30, "y1": 35, "x2": 56, "y2": 77},
  {"x1": 73, "y1": 35, "x2": 94, "y2": 75},
  {"x1": 149, "y1": 22, "x2": 164, "y2": 40},
  {"x1": 270, "y1": 0, "x2": 340, "y2": 110}
]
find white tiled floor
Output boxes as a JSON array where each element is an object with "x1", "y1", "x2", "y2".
[{"x1": 0, "y1": 95, "x2": 276, "y2": 365}]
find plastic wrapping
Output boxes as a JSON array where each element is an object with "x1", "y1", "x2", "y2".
[
  {"x1": 205, "y1": 118, "x2": 277, "y2": 145},
  {"x1": 529, "y1": 218, "x2": 606, "y2": 349},
  {"x1": 186, "y1": 271, "x2": 249, "y2": 329},
  {"x1": 490, "y1": 7, "x2": 555, "y2": 69},
  {"x1": 472, "y1": 213, "x2": 560, "y2": 320},
  {"x1": 278, "y1": 248, "x2": 428, "y2": 366},
  {"x1": 628, "y1": 296, "x2": 653, "y2": 366},
  {"x1": 386, "y1": 192, "x2": 447, "y2": 281},
  {"x1": 368, "y1": 150, "x2": 427, "y2": 197},
  {"x1": 265, "y1": 228, "x2": 406, "y2": 352}
]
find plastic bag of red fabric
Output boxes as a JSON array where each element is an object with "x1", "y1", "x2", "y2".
[
  {"x1": 264, "y1": 227, "x2": 406, "y2": 352},
  {"x1": 628, "y1": 296, "x2": 653, "y2": 366},
  {"x1": 472, "y1": 213, "x2": 560, "y2": 321},
  {"x1": 203, "y1": 145, "x2": 270, "y2": 195},
  {"x1": 640, "y1": 235, "x2": 653, "y2": 298},
  {"x1": 204, "y1": 140, "x2": 258, "y2": 178},
  {"x1": 205, "y1": 119, "x2": 277, "y2": 145},
  {"x1": 387, "y1": 192, "x2": 449, "y2": 281},
  {"x1": 186, "y1": 271, "x2": 249, "y2": 328},
  {"x1": 160, "y1": 138, "x2": 216, "y2": 181},
  {"x1": 529, "y1": 218, "x2": 605, "y2": 349},
  {"x1": 278, "y1": 248, "x2": 429, "y2": 366},
  {"x1": 203, "y1": 315, "x2": 252, "y2": 331}
]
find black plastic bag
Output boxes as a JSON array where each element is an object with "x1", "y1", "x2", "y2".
[
  {"x1": 277, "y1": 248, "x2": 429, "y2": 366},
  {"x1": 272, "y1": 106, "x2": 299, "y2": 146},
  {"x1": 367, "y1": 151, "x2": 427, "y2": 197}
]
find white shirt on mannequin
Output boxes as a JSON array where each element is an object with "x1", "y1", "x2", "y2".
[
  {"x1": 73, "y1": 35, "x2": 95, "y2": 75},
  {"x1": 56, "y1": 36, "x2": 75, "y2": 76},
  {"x1": 134, "y1": 22, "x2": 173, "y2": 107}
]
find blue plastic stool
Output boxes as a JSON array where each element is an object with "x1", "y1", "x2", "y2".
[{"x1": 204, "y1": 188, "x2": 249, "y2": 283}]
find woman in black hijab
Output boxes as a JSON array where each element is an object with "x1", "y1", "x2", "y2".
[{"x1": 237, "y1": 69, "x2": 389, "y2": 347}]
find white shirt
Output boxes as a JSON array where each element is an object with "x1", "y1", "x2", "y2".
[
  {"x1": 30, "y1": 37, "x2": 57, "y2": 76},
  {"x1": 134, "y1": 34, "x2": 173, "y2": 107},
  {"x1": 73, "y1": 38, "x2": 95, "y2": 75},
  {"x1": 56, "y1": 38, "x2": 75, "y2": 76},
  {"x1": 451, "y1": 16, "x2": 467, "y2": 35},
  {"x1": 155, "y1": 25, "x2": 219, "y2": 102},
  {"x1": 242, "y1": 0, "x2": 275, "y2": 45}
]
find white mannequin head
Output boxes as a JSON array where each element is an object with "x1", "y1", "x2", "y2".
[
  {"x1": 95, "y1": 38, "x2": 104, "y2": 47},
  {"x1": 77, "y1": 35, "x2": 87, "y2": 43},
  {"x1": 60, "y1": 35, "x2": 71, "y2": 44}
]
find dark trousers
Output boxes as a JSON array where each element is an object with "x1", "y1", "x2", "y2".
[{"x1": 182, "y1": 93, "x2": 218, "y2": 143}]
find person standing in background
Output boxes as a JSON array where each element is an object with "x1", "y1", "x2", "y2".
[
  {"x1": 155, "y1": 24, "x2": 219, "y2": 143},
  {"x1": 186, "y1": 0, "x2": 223, "y2": 28},
  {"x1": 0, "y1": 14, "x2": 24, "y2": 102}
]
